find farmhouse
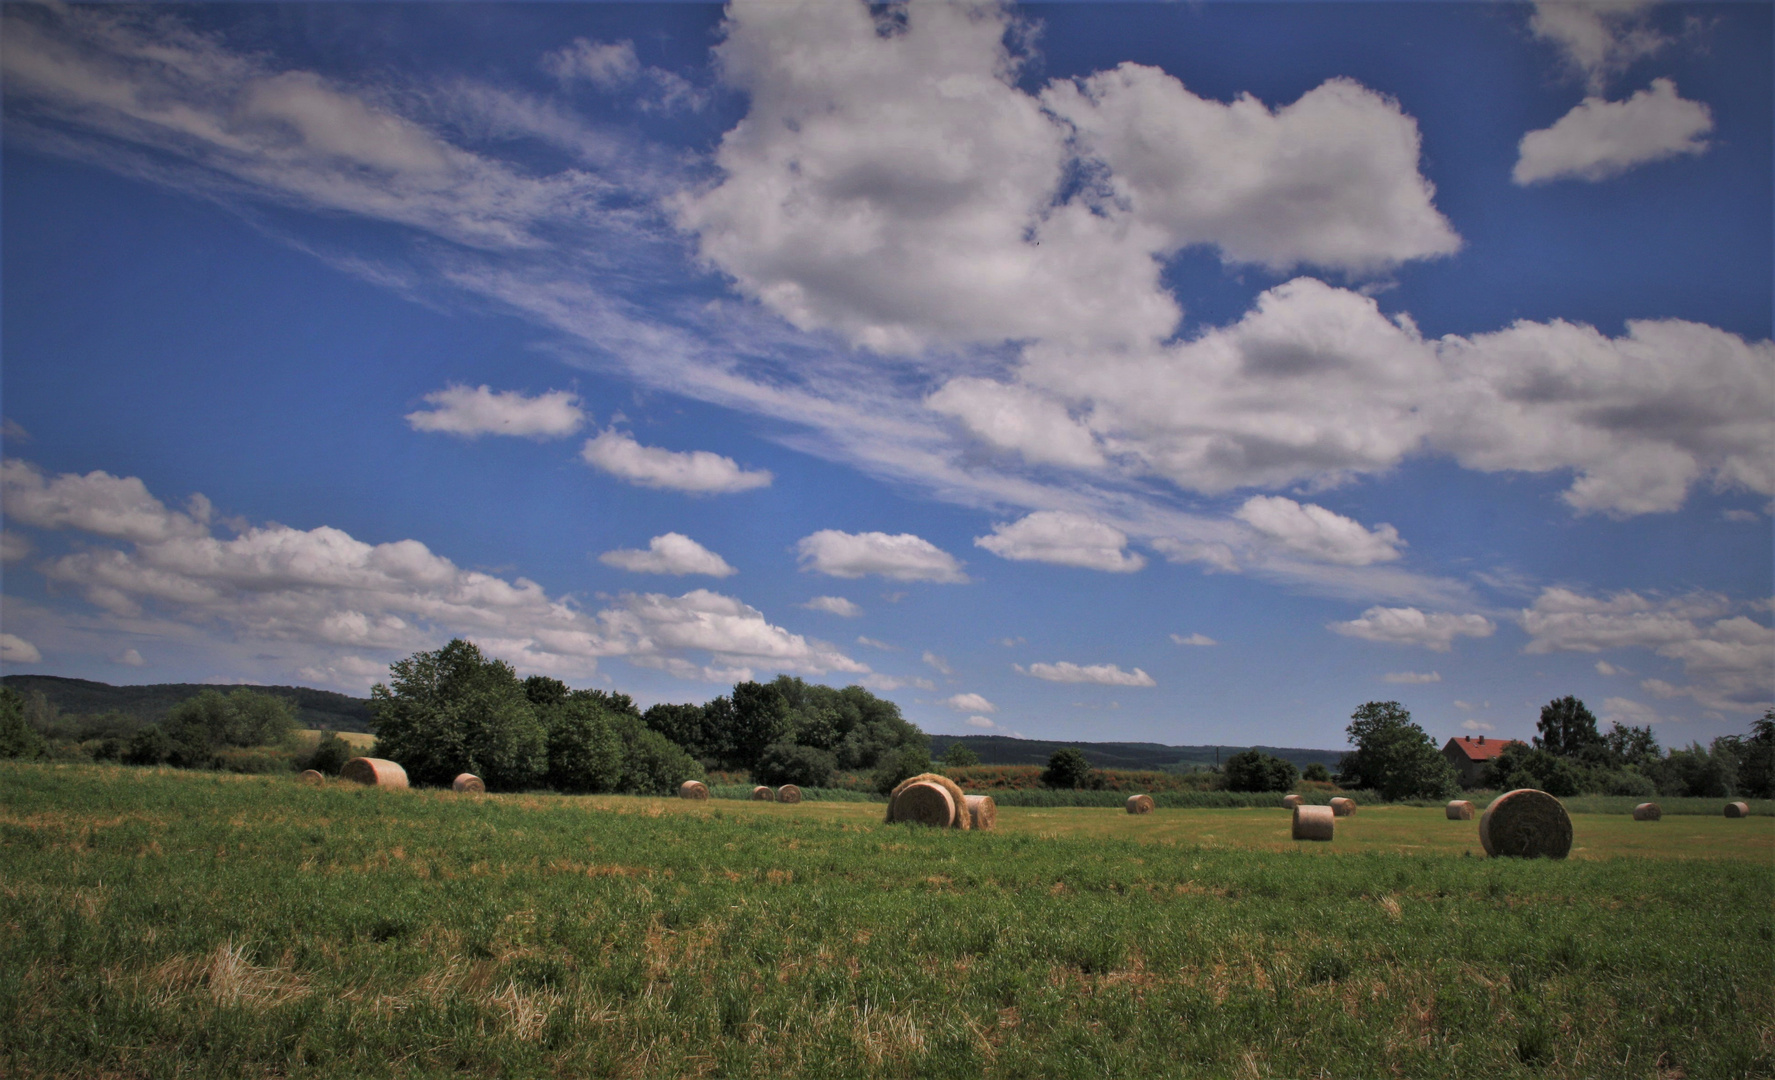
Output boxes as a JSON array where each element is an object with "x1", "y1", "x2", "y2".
[{"x1": 1441, "y1": 735, "x2": 1526, "y2": 788}]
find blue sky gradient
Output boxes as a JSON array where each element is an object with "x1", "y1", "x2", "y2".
[{"x1": 2, "y1": 1, "x2": 1769, "y2": 750}]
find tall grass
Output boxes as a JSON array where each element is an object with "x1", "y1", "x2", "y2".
[
  {"x1": 1, "y1": 763, "x2": 1769, "y2": 1079},
  {"x1": 707, "y1": 783, "x2": 885, "y2": 803}
]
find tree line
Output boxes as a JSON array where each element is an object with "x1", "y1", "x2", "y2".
[{"x1": 364, "y1": 639, "x2": 931, "y2": 796}]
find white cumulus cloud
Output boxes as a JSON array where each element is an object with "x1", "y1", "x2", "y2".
[
  {"x1": 112, "y1": 648, "x2": 145, "y2": 666},
  {"x1": 1515, "y1": 79, "x2": 1711, "y2": 184},
  {"x1": 922, "y1": 650, "x2": 953, "y2": 675},
  {"x1": 1383, "y1": 670, "x2": 1441, "y2": 684},
  {"x1": 0, "y1": 633, "x2": 42, "y2": 663},
  {"x1": 1016, "y1": 661, "x2": 1156, "y2": 687},
  {"x1": 926, "y1": 378, "x2": 1104, "y2": 470},
  {"x1": 1520, "y1": 587, "x2": 1772, "y2": 713},
  {"x1": 1171, "y1": 633, "x2": 1216, "y2": 646},
  {"x1": 974, "y1": 511, "x2": 1145, "y2": 573},
  {"x1": 598, "y1": 533, "x2": 737, "y2": 577},
  {"x1": 802, "y1": 595, "x2": 862, "y2": 617},
  {"x1": 964, "y1": 715, "x2": 997, "y2": 729},
  {"x1": 1330, "y1": 606, "x2": 1496, "y2": 651},
  {"x1": 943, "y1": 692, "x2": 996, "y2": 714},
  {"x1": 796, "y1": 530, "x2": 966, "y2": 583},
  {"x1": 677, "y1": 0, "x2": 1455, "y2": 354},
  {"x1": 1044, "y1": 64, "x2": 1460, "y2": 275},
  {"x1": 4, "y1": 460, "x2": 867, "y2": 689},
  {"x1": 405, "y1": 385, "x2": 585, "y2": 439},
  {"x1": 1529, "y1": 0, "x2": 1668, "y2": 92},
  {"x1": 580, "y1": 430, "x2": 772, "y2": 494},
  {"x1": 1234, "y1": 496, "x2": 1402, "y2": 566},
  {"x1": 3, "y1": 458, "x2": 209, "y2": 544}
]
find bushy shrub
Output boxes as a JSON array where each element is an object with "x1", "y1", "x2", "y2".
[
  {"x1": 754, "y1": 742, "x2": 836, "y2": 788},
  {"x1": 615, "y1": 725, "x2": 705, "y2": 796},
  {"x1": 300, "y1": 732, "x2": 352, "y2": 776},
  {"x1": 123, "y1": 725, "x2": 172, "y2": 766},
  {"x1": 872, "y1": 744, "x2": 931, "y2": 794},
  {"x1": 1042, "y1": 747, "x2": 1097, "y2": 790},
  {"x1": 1223, "y1": 749, "x2": 1300, "y2": 793},
  {"x1": 1302, "y1": 762, "x2": 1332, "y2": 783},
  {"x1": 542, "y1": 697, "x2": 624, "y2": 794},
  {"x1": 1601, "y1": 769, "x2": 1656, "y2": 797}
]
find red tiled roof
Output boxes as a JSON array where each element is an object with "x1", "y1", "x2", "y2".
[{"x1": 1442, "y1": 736, "x2": 1526, "y2": 762}]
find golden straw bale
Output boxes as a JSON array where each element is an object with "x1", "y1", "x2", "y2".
[
  {"x1": 888, "y1": 781, "x2": 955, "y2": 827},
  {"x1": 297, "y1": 769, "x2": 324, "y2": 786},
  {"x1": 1724, "y1": 801, "x2": 1750, "y2": 818},
  {"x1": 1479, "y1": 789, "x2": 1572, "y2": 859},
  {"x1": 965, "y1": 794, "x2": 997, "y2": 830},
  {"x1": 888, "y1": 773, "x2": 968, "y2": 828},
  {"x1": 1632, "y1": 802, "x2": 1661, "y2": 821},
  {"x1": 1329, "y1": 797, "x2": 1357, "y2": 817},
  {"x1": 1281, "y1": 794, "x2": 1303, "y2": 809},
  {"x1": 751, "y1": 785, "x2": 775, "y2": 801},
  {"x1": 452, "y1": 773, "x2": 485, "y2": 794},
  {"x1": 1125, "y1": 794, "x2": 1155, "y2": 815},
  {"x1": 679, "y1": 780, "x2": 710, "y2": 801},
  {"x1": 1292, "y1": 804, "x2": 1335, "y2": 841},
  {"x1": 340, "y1": 757, "x2": 408, "y2": 789},
  {"x1": 1446, "y1": 800, "x2": 1474, "y2": 820},
  {"x1": 776, "y1": 785, "x2": 802, "y2": 804}
]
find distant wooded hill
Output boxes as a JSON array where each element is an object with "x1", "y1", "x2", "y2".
[
  {"x1": 1, "y1": 675, "x2": 376, "y2": 732},
  {"x1": 927, "y1": 733, "x2": 1342, "y2": 772}
]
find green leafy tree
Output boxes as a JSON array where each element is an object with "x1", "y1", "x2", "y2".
[
  {"x1": 727, "y1": 681, "x2": 792, "y2": 769},
  {"x1": 1339, "y1": 701, "x2": 1458, "y2": 801},
  {"x1": 540, "y1": 695, "x2": 624, "y2": 794},
  {"x1": 1042, "y1": 747, "x2": 1096, "y2": 790},
  {"x1": 0, "y1": 687, "x2": 45, "y2": 760},
  {"x1": 370, "y1": 639, "x2": 548, "y2": 790},
  {"x1": 1736, "y1": 710, "x2": 1775, "y2": 799},
  {"x1": 1301, "y1": 762, "x2": 1332, "y2": 783},
  {"x1": 754, "y1": 742, "x2": 836, "y2": 787},
  {"x1": 872, "y1": 744, "x2": 931, "y2": 794},
  {"x1": 1603, "y1": 721, "x2": 1661, "y2": 768},
  {"x1": 939, "y1": 741, "x2": 979, "y2": 768},
  {"x1": 643, "y1": 702, "x2": 717, "y2": 762},
  {"x1": 1224, "y1": 749, "x2": 1300, "y2": 793},
  {"x1": 1535, "y1": 696, "x2": 1603, "y2": 760},
  {"x1": 1480, "y1": 743, "x2": 1581, "y2": 797}
]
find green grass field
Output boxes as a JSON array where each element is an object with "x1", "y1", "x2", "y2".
[{"x1": 2, "y1": 764, "x2": 1771, "y2": 1078}]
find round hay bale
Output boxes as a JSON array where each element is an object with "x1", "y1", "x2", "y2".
[
  {"x1": 965, "y1": 794, "x2": 997, "y2": 831},
  {"x1": 776, "y1": 784, "x2": 802, "y2": 804},
  {"x1": 1329, "y1": 797, "x2": 1357, "y2": 817},
  {"x1": 1281, "y1": 793, "x2": 1303, "y2": 810},
  {"x1": 888, "y1": 781, "x2": 955, "y2": 827},
  {"x1": 678, "y1": 780, "x2": 709, "y2": 801},
  {"x1": 1446, "y1": 800, "x2": 1474, "y2": 820},
  {"x1": 1292, "y1": 804, "x2": 1334, "y2": 842},
  {"x1": 1724, "y1": 801, "x2": 1750, "y2": 819},
  {"x1": 340, "y1": 757, "x2": 408, "y2": 789},
  {"x1": 452, "y1": 773, "x2": 485, "y2": 794},
  {"x1": 1632, "y1": 802, "x2": 1662, "y2": 821},
  {"x1": 888, "y1": 773, "x2": 968, "y2": 829},
  {"x1": 1479, "y1": 789, "x2": 1572, "y2": 859},
  {"x1": 298, "y1": 769, "x2": 325, "y2": 786},
  {"x1": 751, "y1": 785, "x2": 775, "y2": 801},
  {"x1": 1125, "y1": 793, "x2": 1155, "y2": 815}
]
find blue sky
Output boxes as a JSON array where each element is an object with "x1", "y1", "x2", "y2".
[{"x1": 1, "y1": 1, "x2": 1769, "y2": 751}]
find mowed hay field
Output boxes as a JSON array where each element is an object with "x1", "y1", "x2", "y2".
[{"x1": 2, "y1": 765, "x2": 1770, "y2": 1079}]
